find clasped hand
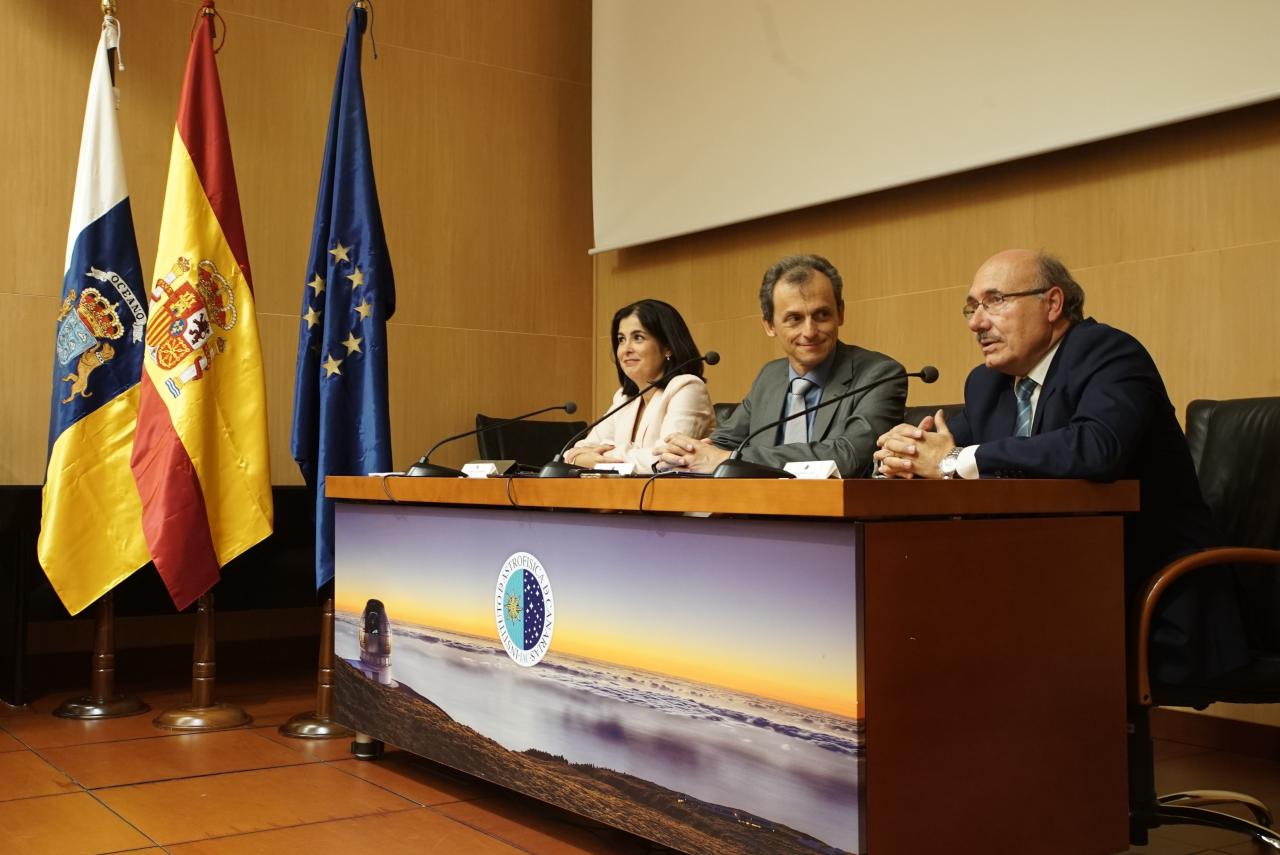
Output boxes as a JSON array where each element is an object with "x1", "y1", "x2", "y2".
[
  {"x1": 873, "y1": 410, "x2": 955, "y2": 479},
  {"x1": 654, "y1": 433, "x2": 731, "y2": 473}
]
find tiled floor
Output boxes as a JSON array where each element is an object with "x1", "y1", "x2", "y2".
[
  {"x1": 0, "y1": 677, "x2": 669, "y2": 855},
  {"x1": 1, "y1": 677, "x2": 1277, "y2": 854}
]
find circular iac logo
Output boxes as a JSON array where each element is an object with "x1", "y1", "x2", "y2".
[{"x1": 495, "y1": 552, "x2": 555, "y2": 667}]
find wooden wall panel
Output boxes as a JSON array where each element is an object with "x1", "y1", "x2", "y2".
[
  {"x1": 214, "y1": 17, "x2": 335, "y2": 320},
  {"x1": 846, "y1": 286, "x2": 976, "y2": 409},
  {"x1": 255, "y1": 311, "x2": 305, "y2": 485},
  {"x1": 0, "y1": 294, "x2": 61, "y2": 483},
  {"x1": 9, "y1": 3, "x2": 117, "y2": 301},
  {"x1": 217, "y1": 0, "x2": 590, "y2": 84},
  {"x1": 4, "y1": 0, "x2": 593, "y2": 487},
  {"x1": 388, "y1": 323, "x2": 591, "y2": 470},
  {"x1": 1079, "y1": 244, "x2": 1280, "y2": 406}
]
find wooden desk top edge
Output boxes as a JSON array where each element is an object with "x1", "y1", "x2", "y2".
[{"x1": 326, "y1": 475, "x2": 1139, "y2": 519}]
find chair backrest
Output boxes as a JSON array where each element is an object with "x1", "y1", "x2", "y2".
[
  {"x1": 903, "y1": 402, "x2": 964, "y2": 428},
  {"x1": 1186, "y1": 397, "x2": 1280, "y2": 550},
  {"x1": 1185, "y1": 397, "x2": 1280, "y2": 651},
  {"x1": 474, "y1": 414, "x2": 588, "y2": 466}
]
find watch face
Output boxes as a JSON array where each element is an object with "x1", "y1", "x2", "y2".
[{"x1": 940, "y1": 451, "x2": 959, "y2": 477}]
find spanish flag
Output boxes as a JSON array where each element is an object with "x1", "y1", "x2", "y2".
[
  {"x1": 39, "y1": 15, "x2": 150, "y2": 615},
  {"x1": 131, "y1": 2, "x2": 272, "y2": 610}
]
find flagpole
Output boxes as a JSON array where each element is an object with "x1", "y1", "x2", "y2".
[
  {"x1": 41, "y1": 0, "x2": 149, "y2": 714},
  {"x1": 53, "y1": 592, "x2": 149, "y2": 719},
  {"x1": 284, "y1": 0, "x2": 393, "y2": 741},
  {"x1": 51, "y1": 2, "x2": 144, "y2": 721},
  {"x1": 101, "y1": 2, "x2": 118, "y2": 83},
  {"x1": 279, "y1": 588, "x2": 352, "y2": 738},
  {"x1": 135, "y1": 0, "x2": 269, "y2": 731},
  {"x1": 153, "y1": 593, "x2": 251, "y2": 730}
]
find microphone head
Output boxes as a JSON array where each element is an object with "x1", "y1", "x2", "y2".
[
  {"x1": 563, "y1": 401, "x2": 578, "y2": 415},
  {"x1": 919, "y1": 365, "x2": 940, "y2": 384},
  {"x1": 703, "y1": 350, "x2": 721, "y2": 366}
]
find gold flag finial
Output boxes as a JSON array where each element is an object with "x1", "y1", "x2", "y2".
[{"x1": 101, "y1": 0, "x2": 117, "y2": 16}]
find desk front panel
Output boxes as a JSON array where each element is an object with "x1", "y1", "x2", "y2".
[
  {"x1": 333, "y1": 503, "x2": 864, "y2": 855},
  {"x1": 862, "y1": 516, "x2": 1129, "y2": 855}
]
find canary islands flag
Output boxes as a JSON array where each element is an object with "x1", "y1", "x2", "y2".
[
  {"x1": 131, "y1": 3, "x2": 273, "y2": 610},
  {"x1": 292, "y1": 3, "x2": 395, "y2": 590},
  {"x1": 39, "y1": 17, "x2": 150, "y2": 615}
]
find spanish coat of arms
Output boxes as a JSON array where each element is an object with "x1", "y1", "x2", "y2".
[{"x1": 146, "y1": 257, "x2": 238, "y2": 396}]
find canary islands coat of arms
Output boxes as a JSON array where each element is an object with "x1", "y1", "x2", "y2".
[
  {"x1": 146, "y1": 256, "x2": 238, "y2": 397},
  {"x1": 56, "y1": 266, "x2": 146, "y2": 405}
]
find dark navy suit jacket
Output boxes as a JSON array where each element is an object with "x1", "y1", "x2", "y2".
[{"x1": 948, "y1": 319, "x2": 1246, "y2": 684}]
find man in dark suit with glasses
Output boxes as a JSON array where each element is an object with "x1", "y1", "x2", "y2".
[{"x1": 874, "y1": 249, "x2": 1245, "y2": 685}]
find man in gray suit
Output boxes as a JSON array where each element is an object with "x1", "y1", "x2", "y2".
[{"x1": 656, "y1": 254, "x2": 905, "y2": 477}]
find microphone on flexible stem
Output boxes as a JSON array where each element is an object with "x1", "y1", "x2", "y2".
[
  {"x1": 711, "y1": 365, "x2": 939, "y2": 479},
  {"x1": 538, "y1": 351, "x2": 721, "y2": 478},
  {"x1": 406, "y1": 401, "x2": 579, "y2": 477}
]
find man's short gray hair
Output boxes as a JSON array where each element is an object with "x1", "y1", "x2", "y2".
[
  {"x1": 759, "y1": 254, "x2": 844, "y2": 320},
  {"x1": 1035, "y1": 252, "x2": 1086, "y2": 324}
]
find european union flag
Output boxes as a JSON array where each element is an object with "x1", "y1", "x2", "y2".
[{"x1": 292, "y1": 3, "x2": 394, "y2": 589}]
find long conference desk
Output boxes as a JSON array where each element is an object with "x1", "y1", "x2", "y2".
[{"x1": 328, "y1": 475, "x2": 1138, "y2": 855}]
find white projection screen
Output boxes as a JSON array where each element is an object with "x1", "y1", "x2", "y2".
[{"x1": 592, "y1": 0, "x2": 1280, "y2": 253}]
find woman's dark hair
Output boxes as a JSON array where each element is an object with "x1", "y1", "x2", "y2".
[{"x1": 610, "y1": 299, "x2": 704, "y2": 396}]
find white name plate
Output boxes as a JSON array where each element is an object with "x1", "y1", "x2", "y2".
[
  {"x1": 783, "y1": 460, "x2": 840, "y2": 480},
  {"x1": 461, "y1": 460, "x2": 517, "y2": 478},
  {"x1": 462, "y1": 462, "x2": 500, "y2": 478},
  {"x1": 593, "y1": 462, "x2": 637, "y2": 475}
]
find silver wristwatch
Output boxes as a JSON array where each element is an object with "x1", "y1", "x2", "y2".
[{"x1": 939, "y1": 447, "x2": 962, "y2": 479}]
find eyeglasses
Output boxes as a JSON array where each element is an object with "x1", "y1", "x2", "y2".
[{"x1": 962, "y1": 287, "x2": 1049, "y2": 319}]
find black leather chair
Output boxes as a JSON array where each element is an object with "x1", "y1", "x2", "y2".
[
  {"x1": 903, "y1": 402, "x2": 964, "y2": 427},
  {"x1": 1128, "y1": 397, "x2": 1280, "y2": 848},
  {"x1": 474, "y1": 413, "x2": 587, "y2": 467}
]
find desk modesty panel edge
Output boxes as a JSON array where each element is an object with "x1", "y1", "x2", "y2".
[{"x1": 326, "y1": 474, "x2": 1139, "y2": 518}]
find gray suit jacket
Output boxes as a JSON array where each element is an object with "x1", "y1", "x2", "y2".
[{"x1": 711, "y1": 342, "x2": 906, "y2": 477}]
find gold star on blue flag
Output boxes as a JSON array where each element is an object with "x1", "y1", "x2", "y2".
[{"x1": 291, "y1": 2, "x2": 395, "y2": 589}]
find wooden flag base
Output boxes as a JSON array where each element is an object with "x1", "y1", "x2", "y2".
[
  {"x1": 153, "y1": 592, "x2": 251, "y2": 732},
  {"x1": 280, "y1": 596, "x2": 351, "y2": 740},
  {"x1": 54, "y1": 592, "x2": 149, "y2": 720}
]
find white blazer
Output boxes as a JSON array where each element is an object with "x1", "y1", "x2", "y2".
[{"x1": 566, "y1": 374, "x2": 715, "y2": 472}]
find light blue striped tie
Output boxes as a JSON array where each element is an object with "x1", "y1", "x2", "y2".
[
  {"x1": 783, "y1": 377, "x2": 815, "y2": 444},
  {"x1": 1014, "y1": 378, "x2": 1038, "y2": 437}
]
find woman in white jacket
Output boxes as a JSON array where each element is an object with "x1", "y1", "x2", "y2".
[{"x1": 565, "y1": 299, "x2": 715, "y2": 473}]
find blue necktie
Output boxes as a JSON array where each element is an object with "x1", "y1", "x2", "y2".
[{"x1": 1014, "y1": 377, "x2": 1037, "y2": 437}]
